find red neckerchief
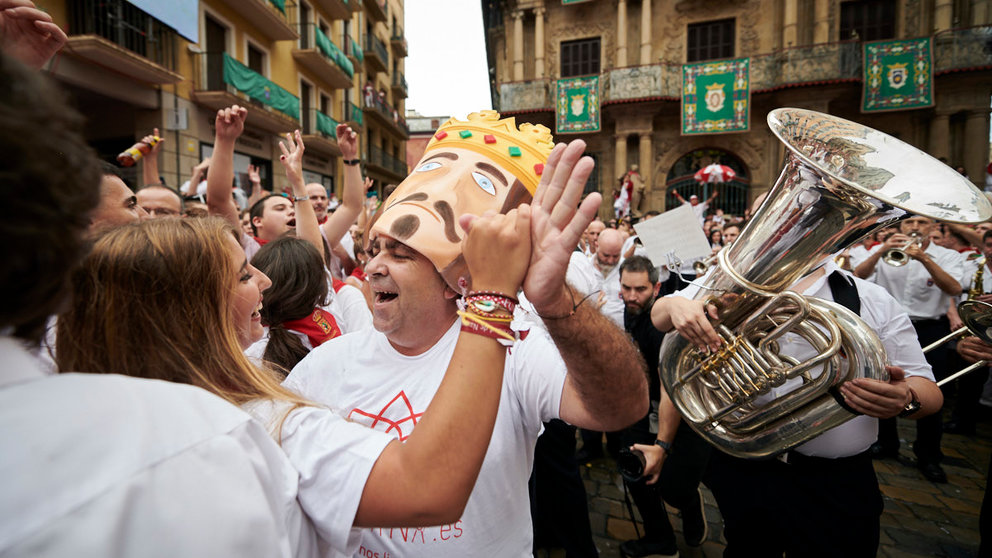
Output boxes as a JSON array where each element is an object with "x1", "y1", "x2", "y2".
[
  {"x1": 350, "y1": 267, "x2": 367, "y2": 282},
  {"x1": 331, "y1": 278, "x2": 348, "y2": 293},
  {"x1": 253, "y1": 236, "x2": 269, "y2": 246},
  {"x1": 317, "y1": 215, "x2": 328, "y2": 225},
  {"x1": 282, "y1": 308, "x2": 341, "y2": 348}
]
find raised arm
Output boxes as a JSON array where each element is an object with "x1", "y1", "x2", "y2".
[
  {"x1": 706, "y1": 190, "x2": 719, "y2": 205},
  {"x1": 185, "y1": 157, "x2": 210, "y2": 197},
  {"x1": 670, "y1": 189, "x2": 685, "y2": 204},
  {"x1": 354, "y1": 206, "x2": 532, "y2": 526},
  {"x1": 320, "y1": 123, "x2": 364, "y2": 247},
  {"x1": 524, "y1": 140, "x2": 648, "y2": 432},
  {"x1": 206, "y1": 105, "x2": 246, "y2": 231},
  {"x1": 140, "y1": 127, "x2": 163, "y2": 187},
  {"x1": 277, "y1": 130, "x2": 323, "y2": 257},
  {"x1": 246, "y1": 164, "x2": 265, "y2": 207}
]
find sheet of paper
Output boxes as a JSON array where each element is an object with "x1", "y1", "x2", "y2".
[{"x1": 633, "y1": 203, "x2": 712, "y2": 272}]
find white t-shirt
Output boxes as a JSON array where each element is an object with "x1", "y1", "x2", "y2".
[
  {"x1": 566, "y1": 251, "x2": 624, "y2": 327},
  {"x1": 863, "y1": 242, "x2": 967, "y2": 319},
  {"x1": 0, "y1": 336, "x2": 315, "y2": 558},
  {"x1": 672, "y1": 264, "x2": 934, "y2": 458},
  {"x1": 244, "y1": 399, "x2": 393, "y2": 557},
  {"x1": 284, "y1": 320, "x2": 568, "y2": 558}
]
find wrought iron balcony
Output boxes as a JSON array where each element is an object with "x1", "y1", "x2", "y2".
[
  {"x1": 391, "y1": 71, "x2": 408, "y2": 98},
  {"x1": 368, "y1": 144, "x2": 407, "y2": 180},
  {"x1": 362, "y1": 92, "x2": 409, "y2": 137},
  {"x1": 192, "y1": 52, "x2": 300, "y2": 134},
  {"x1": 391, "y1": 26, "x2": 408, "y2": 58},
  {"x1": 364, "y1": 32, "x2": 389, "y2": 73},
  {"x1": 212, "y1": 0, "x2": 297, "y2": 41},
  {"x1": 293, "y1": 24, "x2": 355, "y2": 89},
  {"x1": 302, "y1": 109, "x2": 342, "y2": 156},
  {"x1": 934, "y1": 25, "x2": 992, "y2": 73}
]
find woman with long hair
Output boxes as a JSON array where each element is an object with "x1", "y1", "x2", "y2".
[
  {"x1": 57, "y1": 213, "x2": 531, "y2": 556},
  {"x1": 709, "y1": 227, "x2": 724, "y2": 250}
]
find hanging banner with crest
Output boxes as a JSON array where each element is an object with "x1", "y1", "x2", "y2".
[
  {"x1": 681, "y1": 57, "x2": 750, "y2": 135},
  {"x1": 555, "y1": 75, "x2": 600, "y2": 134},
  {"x1": 861, "y1": 37, "x2": 933, "y2": 112},
  {"x1": 862, "y1": 37, "x2": 933, "y2": 113}
]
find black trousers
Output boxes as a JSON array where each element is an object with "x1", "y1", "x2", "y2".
[
  {"x1": 877, "y1": 317, "x2": 947, "y2": 464},
  {"x1": 620, "y1": 416, "x2": 712, "y2": 546},
  {"x1": 707, "y1": 449, "x2": 883, "y2": 558},
  {"x1": 530, "y1": 419, "x2": 598, "y2": 558}
]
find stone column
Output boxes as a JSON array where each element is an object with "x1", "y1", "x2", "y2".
[
  {"x1": 534, "y1": 7, "x2": 545, "y2": 78},
  {"x1": 636, "y1": 132, "x2": 652, "y2": 212},
  {"x1": 929, "y1": 111, "x2": 951, "y2": 163},
  {"x1": 813, "y1": 0, "x2": 830, "y2": 43},
  {"x1": 640, "y1": 0, "x2": 651, "y2": 64},
  {"x1": 934, "y1": 0, "x2": 953, "y2": 32},
  {"x1": 965, "y1": 110, "x2": 988, "y2": 185},
  {"x1": 617, "y1": 0, "x2": 627, "y2": 67},
  {"x1": 783, "y1": 0, "x2": 798, "y2": 47},
  {"x1": 615, "y1": 134, "x2": 627, "y2": 195},
  {"x1": 512, "y1": 10, "x2": 524, "y2": 81}
]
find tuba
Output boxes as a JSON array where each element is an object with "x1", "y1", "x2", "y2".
[{"x1": 659, "y1": 108, "x2": 992, "y2": 459}]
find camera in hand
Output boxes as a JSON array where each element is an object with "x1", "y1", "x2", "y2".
[{"x1": 616, "y1": 447, "x2": 646, "y2": 483}]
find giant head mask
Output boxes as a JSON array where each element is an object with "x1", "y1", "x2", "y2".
[{"x1": 367, "y1": 110, "x2": 554, "y2": 291}]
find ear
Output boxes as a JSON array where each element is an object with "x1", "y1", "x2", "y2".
[{"x1": 252, "y1": 215, "x2": 263, "y2": 228}]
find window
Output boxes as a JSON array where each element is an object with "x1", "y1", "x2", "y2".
[
  {"x1": 839, "y1": 0, "x2": 895, "y2": 41},
  {"x1": 301, "y1": 80, "x2": 312, "y2": 133},
  {"x1": 247, "y1": 43, "x2": 265, "y2": 74},
  {"x1": 687, "y1": 19, "x2": 735, "y2": 62},
  {"x1": 560, "y1": 37, "x2": 600, "y2": 78},
  {"x1": 299, "y1": 2, "x2": 311, "y2": 48},
  {"x1": 320, "y1": 93, "x2": 331, "y2": 116}
]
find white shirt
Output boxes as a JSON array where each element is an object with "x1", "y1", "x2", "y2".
[
  {"x1": 684, "y1": 201, "x2": 708, "y2": 226},
  {"x1": 847, "y1": 243, "x2": 872, "y2": 269},
  {"x1": 566, "y1": 251, "x2": 624, "y2": 327},
  {"x1": 672, "y1": 263, "x2": 934, "y2": 458},
  {"x1": 0, "y1": 336, "x2": 315, "y2": 557},
  {"x1": 284, "y1": 321, "x2": 567, "y2": 558},
  {"x1": 960, "y1": 256, "x2": 992, "y2": 301},
  {"x1": 864, "y1": 242, "x2": 967, "y2": 319}
]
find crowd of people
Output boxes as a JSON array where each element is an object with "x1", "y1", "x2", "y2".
[{"x1": 4, "y1": 4, "x2": 992, "y2": 557}]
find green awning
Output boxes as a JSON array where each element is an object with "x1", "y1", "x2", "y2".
[
  {"x1": 269, "y1": 0, "x2": 286, "y2": 13},
  {"x1": 222, "y1": 53, "x2": 299, "y2": 120},
  {"x1": 315, "y1": 111, "x2": 338, "y2": 138}
]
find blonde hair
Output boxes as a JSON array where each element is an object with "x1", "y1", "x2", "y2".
[{"x1": 57, "y1": 217, "x2": 309, "y2": 413}]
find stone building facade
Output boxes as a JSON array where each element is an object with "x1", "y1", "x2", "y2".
[{"x1": 483, "y1": 0, "x2": 992, "y2": 218}]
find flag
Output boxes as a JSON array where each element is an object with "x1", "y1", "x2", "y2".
[
  {"x1": 555, "y1": 75, "x2": 600, "y2": 134},
  {"x1": 862, "y1": 37, "x2": 933, "y2": 113},
  {"x1": 682, "y1": 57, "x2": 750, "y2": 135}
]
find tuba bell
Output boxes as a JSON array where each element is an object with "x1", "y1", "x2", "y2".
[{"x1": 659, "y1": 108, "x2": 992, "y2": 459}]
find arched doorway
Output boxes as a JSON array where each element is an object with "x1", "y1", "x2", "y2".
[{"x1": 666, "y1": 148, "x2": 750, "y2": 218}]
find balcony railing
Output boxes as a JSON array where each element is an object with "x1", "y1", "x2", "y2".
[
  {"x1": 362, "y1": 92, "x2": 409, "y2": 136},
  {"x1": 343, "y1": 34, "x2": 364, "y2": 64},
  {"x1": 369, "y1": 144, "x2": 407, "y2": 177},
  {"x1": 363, "y1": 0, "x2": 387, "y2": 22},
  {"x1": 390, "y1": 26, "x2": 407, "y2": 57},
  {"x1": 294, "y1": 23, "x2": 354, "y2": 88},
  {"x1": 68, "y1": 0, "x2": 178, "y2": 71},
  {"x1": 934, "y1": 25, "x2": 992, "y2": 72},
  {"x1": 364, "y1": 33, "x2": 389, "y2": 72},
  {"x1": 313, "y1": 109, "x2": 338, "y2": 138},
  {"x1": 498, "y1": 78, "x2": 551, "y2": 112},
  {"x1": 196, "y1": 52, "x2": 300, "y2": 121},
  {"x1": 750, "y1": 40, "x2": 861, "y2": 91},
  {"x1": 391, "y1": 71, "x2": 407, "y2": 97}
]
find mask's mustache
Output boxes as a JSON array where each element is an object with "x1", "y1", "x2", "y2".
[{"x1": 434, "y1": 200, "x2": 460, "y2": 243}]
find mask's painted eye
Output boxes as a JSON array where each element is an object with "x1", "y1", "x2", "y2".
[
  {"x1": 473, "y1": 172, "x2": 496, "y2": 196},
  {"x1": 416, "y1": 161, "x2": 442, "y2": 172}
]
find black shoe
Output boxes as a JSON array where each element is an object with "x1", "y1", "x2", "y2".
[
  {"x1": 619, "y1": 538, "x2": 679, "y2": 558},
  {"x1": 681, "y1": 487, "x2": 708, "y2": 547},
  {"x1": 575, "y1": 447, "x2": 603, "y2": 464},
  {"x1": 944, "y1": 420, "x2": 976, "y2": 435},
  {"x1": 869, "y1": 442, "x2": 899, "y2": 459},
  {"x1": 918, "y1": 461, "x2": 948, "y2": 483}
]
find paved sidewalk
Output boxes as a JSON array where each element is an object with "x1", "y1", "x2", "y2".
[{"x1": 569, "y1": 418, "x2": 990, "y2": 558}]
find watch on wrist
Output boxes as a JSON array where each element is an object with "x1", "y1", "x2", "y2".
[
  {"x1": 292, "y1": 195, "x2": 308, "y2": 202},
  {"x1": 654, "y1": 439, "x2": 672, "y2": 454},
  {"x1": 898, "y1": 388, "x2": 921, "y2": 417},
  {"x1": 343, "y1": 158, "x2": 361, "y2": 166}
]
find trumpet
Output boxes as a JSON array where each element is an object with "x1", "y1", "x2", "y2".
[
  {"x1": 693, "y1": 254, "x2": 717, "y2": 275},
  {"x1": 922, "y1": 299, "x2": 992, "y2": 387},
  {"x1": 882, "y1": 232, "x2": 922, "y2": 266}
]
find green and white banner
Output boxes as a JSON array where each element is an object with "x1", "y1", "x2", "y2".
[
  {"x1": 223, "y1": 53, "x2": 299, "y2": 120},
  {"x1": 681, "y1": 58, "x2": 750, "y2": 135},
  {"x1": 555, "y1": 75, "x2": 600, "y2": 134},
  {"x1": 862, "y1": 37, "x2": 933, "y2": 113}
]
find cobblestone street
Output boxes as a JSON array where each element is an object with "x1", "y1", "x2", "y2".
[{"x1": 570, "y1": 414, "x2": 992, "y2": 558}]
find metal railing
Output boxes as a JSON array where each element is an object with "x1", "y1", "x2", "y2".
[
  {"x1": 392, "y1": 71, "x2": 407, "y2": 92},
  {"x1": 934, "y1": 25, "x2": 992, "y2": 72},
  {"x1": 362, "y1": 92, "x2": 409, "y2": 136},
  {"x1": 364, "y1": 33, "x2": 389, "y2": 65},
  {"x1": 193, "y1": 52, "x2": 300, "y2": 121},
  {"x1": 67, "y1": 0, "x2": 178, "y2": 70},
  {"x1": 369, "y1": 144, "x2": 407, "y2": 176},
  {"x1": 312, "y1": 109, "x2": 338, "y2": 138},
  {"x1": 343, "y1": 34, "x2": 364, "y2": 62},
  {"x1": 344, "y1": 100, "x2": 363, "y2": 126},
  {"x1": 297, "y1": 23, "x2": 354, "y2": 77}
]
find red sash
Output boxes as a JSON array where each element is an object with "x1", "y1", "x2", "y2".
[{"x1": 282, "y1": 308, "x2": 341, "y2": 348}]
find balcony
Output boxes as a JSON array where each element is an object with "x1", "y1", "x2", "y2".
[
  {"x1": 934, "y1": 25, "x2": 992, "y2": 73},
  {"x1": 65, "y1": 0, "x2": 181, "y2": 84},
  {"x1": 343, "y1": 100, "x2": 363, "y2": 127},
  {"x1": 362, "y1": 92, "x2": 409, "y2": 137},
  {"x1": 311, "y1": 0, "x2": 350, "y2": 20},
  {"x1": 367, "y1": 144, "x2": 407, "y2": 181},
  {"x1": 749, "y1": 40, "x2": 861, "y2": 92},
  {"x1": 343, "y1": 34, "x2": 364, "y2": 66},
  {"x1": 391, "y1": 71, "x2": 407, "y2": 98},
  {"x1": 211, "y1": 0, "x2": 297, "y2": 41},
  {"x1": 193, "y1": 53, "x2": 300, "y2": 134},
  {"x1": 390, "y1": 26, "x2": 408, "y2": 58},
  {"x1": 301, "y1": 109, "x2": 342, "y2": 156},
  {"x1": 363, "y1": 0, "x2": 387, "y2": 22},
  {"x1": 364, "y1": 33, "x2": 389, "y2": 73},
  {"x1": 293, "y1": 24, "x2": 355, "y2": 89},
  {"x1": 498, "y1": 78, "x2": 551, "y2": 112}
]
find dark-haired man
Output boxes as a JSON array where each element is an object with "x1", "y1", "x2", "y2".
[{"x1": 89, "y1": 165, "x2": 148, "y2": 235}]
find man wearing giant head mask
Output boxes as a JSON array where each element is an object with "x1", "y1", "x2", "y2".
[{"x1": 285, "y1": 111, "x2": 647, "y2": 557}]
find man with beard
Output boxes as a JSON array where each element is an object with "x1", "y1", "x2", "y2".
[
  {"x1": 616, "y1": 256, "x2": 711, "y2": 557},
  {"x1": 568, "y1": 227, "x2": 625, "y2": 327}
]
